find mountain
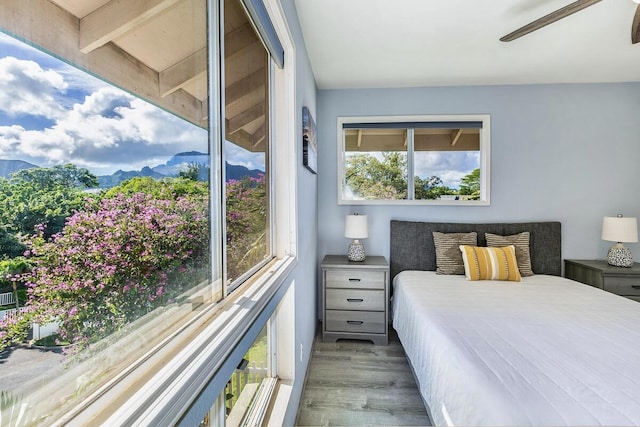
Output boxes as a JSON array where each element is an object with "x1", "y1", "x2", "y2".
[
  {"x1": 152, "y1": 151, "x2": 210, "y2": 176},
  {"x1": 96, "y1": 152, "x2": 263, "y2": 188},
  {"x1": 98, "y1": 166, "x2": 167, "y2": 188},
  {"x1": 0, "y1": 159, "x2": 38, "y2": 179},
  {"x1": 225, "y1": 162, "x2": 263, "y2": 181}
]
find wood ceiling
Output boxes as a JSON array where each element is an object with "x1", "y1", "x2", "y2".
[
  {"x1": 345, "y1": 128, "x2": 480, "y2": 152},
  {"x1": 0, "y1": 0, "x2": 268, "y2": 152}
]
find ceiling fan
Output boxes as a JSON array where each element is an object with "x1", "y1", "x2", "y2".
[{"x1": 500, "y1": 0, "x2": 640, "y2": 44}]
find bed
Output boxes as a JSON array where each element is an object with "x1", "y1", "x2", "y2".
[{"x1": 390, "y1": 220, "x2": 640, "y2": 426}]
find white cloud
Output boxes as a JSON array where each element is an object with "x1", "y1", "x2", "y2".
[
  {"x1": 414, "y1": 151, "x2": 479, "y2": 188},
  {"x1": 0, "y1": 56, "x2": 208, "y2": 174},
  {"x1": 224, "y1": 140, "x2": 265, "y2": 171},
  {"x1": 0, "y1": 125, "x2": 25, "y2": 157},
  {"x1": 0, "y1": 56, "x2": 68, "y2": 119}
]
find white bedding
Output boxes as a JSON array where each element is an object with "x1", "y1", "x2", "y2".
[{"x1": 392, "y1": 271, "x2": 640, "y2": 426}]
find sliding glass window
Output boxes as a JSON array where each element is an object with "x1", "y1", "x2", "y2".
[
  {"x1": 339, "y1": 116, "x2": 491, "y2": 205},
  {"x1": 224, "y1": 0, "x2": 272, "y2": 288}
]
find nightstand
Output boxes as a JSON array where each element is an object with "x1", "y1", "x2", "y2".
[
  {"x1": 565, "y1": 259, "x2": 640, "y2": 302},
  {"x1": 321, "y1": 255, "x2": 389, "y2": 345}
]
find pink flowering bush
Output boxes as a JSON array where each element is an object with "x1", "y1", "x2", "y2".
[
  {"x1": 21, "y1": 192, "x2": 209, "y2": 349},
  {"x1": 225, "y1": 175, "x2": 267, "y2": 282}
]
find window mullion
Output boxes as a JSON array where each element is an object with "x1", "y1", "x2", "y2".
[{"x1": 407, "y1": 128, "x2": 415, "y2": 200}]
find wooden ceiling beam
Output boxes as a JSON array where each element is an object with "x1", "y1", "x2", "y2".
[
  {"x1": 79, "y1": 0, "x2": 183, "y2": 54},
  {"x1": 252, "y1": 124, "x2": 266, "y2": 149},
  {"x1": 225, "y1": 68, "x2": 265, "y2": 105},
  {"x1": 450, "y1": 129, "x2": 463, "y2": 146},
  {"x1": 225, "y1": 23, "x2": 259, "y2": 57},
  {"x1": 0, "y1": 0, "x2": 205, "y2": 127},
  {"x1": 226, "y1": 103, "x2": 265, "y2": 134},
  {"x1": 226, "y1": 128, "x2": 253, "y2": 150},
  {"x1": 159, "y1": 48, "x2": 207, "y2": 97}
]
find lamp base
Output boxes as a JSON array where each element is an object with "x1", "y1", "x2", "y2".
[
  {"x1": 348, "y1": 240, "x2": 366, "y2": 262},
  {"x1": 607, "y1": 244, "x2": 634, "y2": 267}
]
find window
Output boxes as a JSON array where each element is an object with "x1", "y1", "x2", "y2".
[
  {"x1": 197, "y1": 322, "x2": 275, "y2": 427},
  {"x1": 224, "y1": 0, "x2": 273, "y2": 288},
  {"x1": 0, "y1": 0, "x2": 295, "y2": 424},
  {"x1": 338, "y1": 115, "x2": 491, "y2": 205},
  {"x1": 0, "y1": 0, "x2": 218, "y2": 420}
]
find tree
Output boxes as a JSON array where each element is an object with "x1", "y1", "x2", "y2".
[
  {"x1": 12, "y1": 163, "x2": 98, "y2": 190},
  {"x1": 415, "y1": 175, "x2": 456, "y2": 200},
  {"x1": 344, "y1": 152, "x2": 408, "y2": 199},
  {"x1": 178, "y1": 162, "x2": 209, "y2": 182},
  {"x1": 104, "y1": 176, "x2": 208, "y2": 200},
  {"x1": 0, "y1": 226, "x2": 26, "y2": 259},
  {"x1": 0, "y1": 165, "x2": 96, "y2": 241},
  {"x1": 459, "y1": 168, "x2": 481, "y2": 200}
]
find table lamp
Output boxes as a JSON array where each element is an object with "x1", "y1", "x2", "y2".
[
  {"x1": 345, "y1": 214, "x2": 368, "y2": 262},
  {"x1": 602, "y1": 214, "x2": 638, "y2": 267}
]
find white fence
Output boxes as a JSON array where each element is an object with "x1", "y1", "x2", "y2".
[
  {"x1": 0, "y1": 291, "x2": 15, "y2": 307},
  {"x1": 0, "y1": 306, "x2": 58, "y2": 340},
  {"x1": 0, "y1": 307, "x2": 28, "y2": 321}
]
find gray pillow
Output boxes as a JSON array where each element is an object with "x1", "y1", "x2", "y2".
[
  {"x1": 485, "y1": 232, "x2": 534, "y2": 277},
  {"x1": 433, "y1": 232, "x2": 477, "y2": 275}
]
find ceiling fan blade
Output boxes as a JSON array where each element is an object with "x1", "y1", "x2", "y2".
[
  {"x1": 633, "y1": 4, "x2": 640, "y2": 44},
  {"x1": 500, "y1": 0, "x2": 603, "y2": 42}
]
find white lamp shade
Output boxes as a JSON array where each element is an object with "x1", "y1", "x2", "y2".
[
  {"x1": 602, "y1": 216, "x2": 638, "y2": 243},
  {"x1": 345, "y1": 214, "x2": 368, "y2": 239}
]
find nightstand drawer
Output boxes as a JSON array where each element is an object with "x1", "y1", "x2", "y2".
[
  {"x1": 603, "y1": 277, "x2": 640, "y2": 296},
  {"x1": 325, "y1": 310, "x2": 386, "y2": 334},
  {"x1": 325, "y1": 289, "x2": 385, "y2": 311},
  {"x1": 325, "y1": 270, "x2": 385, "y2": 289}
]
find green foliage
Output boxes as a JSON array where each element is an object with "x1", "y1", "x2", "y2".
[
  {"x1": 226, "y1": 175, "x2": 267, "y2": 282},
  {"x1": 178, "y1": 162, "x2": 208, "y2": 181},
  {"x1": 0, "y1": 257, "x2": 31, "y2": 293},
  {"x1": 0, "y1": 226, "x2": 26, "y2": 259},
  {"x1": 0, "y1": 309, "x2": 32, "y2": 350},
  {"x1": 415, "y1": 175, "x2": 456, "y2": 200},
  {"x1": 345, "y1": 152, "x2": 408, "y2": 199},
  {"x1": 11, "y1": 163, "x2": 98, "y2": 190},
  {"x1": 104, "y1": 176, "x2": 208, "y2": 200},
  {"x1": 459, "y1": 168, "x2": 481, "y2": 200},
  {"x1": 0, "y1": 165, "x2": 96, "y2": 242}
]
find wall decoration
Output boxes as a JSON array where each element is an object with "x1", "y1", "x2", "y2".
[{"x1": 302, "y1": 106, "x2": 317, "y2": 174}]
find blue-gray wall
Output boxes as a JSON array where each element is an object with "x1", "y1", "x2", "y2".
[
  {"x1": 317, "y1": 84, "x2": 640, "y2": 274},
  {"x1": 280, "y1": 0, "x2": 318, "y2": 424}
]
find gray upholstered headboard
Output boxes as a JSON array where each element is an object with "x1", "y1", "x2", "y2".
[{"x1": 389, "y1": 220, "x2": 562, "y2": 280}]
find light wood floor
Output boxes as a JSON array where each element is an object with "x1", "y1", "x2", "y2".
[{"x1": 295, "y1": 327, "x2": 431, "y2": 426}]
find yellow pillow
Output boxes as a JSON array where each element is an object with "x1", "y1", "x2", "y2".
[{"x1": 459, "y1": 245, "x2": 522, "y2": 282}]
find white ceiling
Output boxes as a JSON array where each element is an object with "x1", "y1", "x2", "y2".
[{"x1": 294, "y1": 0, "x2": 640, "y2": 89}]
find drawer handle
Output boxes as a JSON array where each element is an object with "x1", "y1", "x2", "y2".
[
  {"x1": 348, "y1": 278, "x2": 361, "y2": 282},
  {"x1": 347, "y1": 320, "x2": 364, "y2": 325},
  {"x1": 632, "y1": 285, "x2": 640, "y2": 289},
  {"x1": 346, "y1": 298, "x2": 364, "y2": 303}
]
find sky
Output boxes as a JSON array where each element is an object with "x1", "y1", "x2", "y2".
[
  {"x1": 414, "y1": 150, "x2": 479, "y2": 189},
  {"x1": 0, "y1": 32, "x2": 264, "y2": 176}
]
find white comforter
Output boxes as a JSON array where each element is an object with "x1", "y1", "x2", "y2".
[{"x1": 392, "y1": 271, "x2": 640, "y2": 426}]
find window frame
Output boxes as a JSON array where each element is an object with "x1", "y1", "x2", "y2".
[{"x1": 337, "y1": 114, "x2": 491, "y2": 206}]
